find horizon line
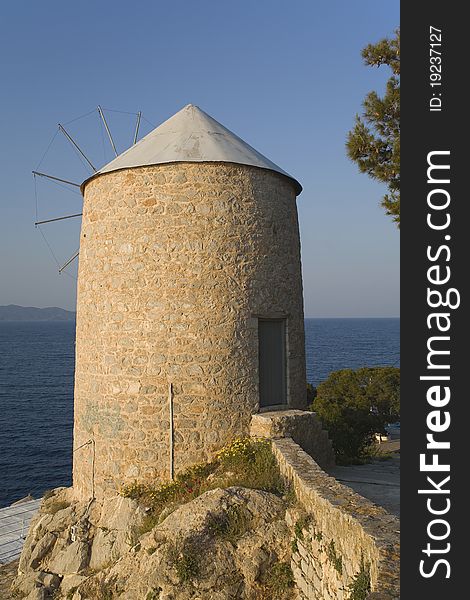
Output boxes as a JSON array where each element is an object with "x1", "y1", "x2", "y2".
[{"x1": 2, "y1": 304, "x2": 400, "y2": 320}]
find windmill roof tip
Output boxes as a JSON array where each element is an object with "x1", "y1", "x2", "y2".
[{"x1": 83, "y1": 104, "x2": 302, "y2": 194}]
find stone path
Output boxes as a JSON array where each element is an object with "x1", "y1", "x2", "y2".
[{"x1": 329, "y1": 454, "x2": 400, "y2": 517}]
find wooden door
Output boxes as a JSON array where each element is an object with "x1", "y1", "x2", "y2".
[{"x1": 258, "y1": 319, "x2": 286, "y2": 408}]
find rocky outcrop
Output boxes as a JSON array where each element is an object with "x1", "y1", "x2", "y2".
[
  {"x1": 13, "y1": 486, "x2": 295, "y2": 600},
  {"x1": 11, "y1": 438, "x2": 400, "y2": 599},
  {"x1": 13, "y1": 487, "x2": 146, "y2": 599}
]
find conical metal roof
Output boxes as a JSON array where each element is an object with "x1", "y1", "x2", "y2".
[{"x1": 83, "y1": 104, "x2": 301, "y2": 194}]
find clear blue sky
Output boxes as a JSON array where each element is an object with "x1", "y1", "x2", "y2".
[{"x1": 0, "y1": 0, "x2": 399, "y2": 317}]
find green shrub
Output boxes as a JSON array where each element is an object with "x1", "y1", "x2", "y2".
[
  {"x1": 263, "y1": 562, "x2": 295, "y2": 598},
  {"x1": 306, "y1": 383, "x2": 317, "y2": 405},
  {"x1": 293, "y1": 514, "x2": 313, "y2": 541},
  {"x1": 283, "y1": 485, "x2": 297, "y2": 506},
  {"x1": 138, "y1": 514, "x2": 161, "y2": 536},
  {"x1": 348, "y1": 560, "x2": 371, "y2": 600},
  {"x1": 167, "y1": 539, "x2": 200, "y2": 583},
  {"x1": 207, "y1": 504, "x2": 252, "y2": 544},
  {"x1": 122, "y1": 464, "x2": 215, "y2": 520},
  {"x1": 311, "y1": 367, "x2": 400, "y2": 463},
  {"x1": 326, "y1": 540, "x2": 343, "y2": 575}
]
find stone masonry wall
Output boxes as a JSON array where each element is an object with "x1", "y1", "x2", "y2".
[
  {"x1": 73, "y1": 162, "x2": 307, "y2": 500},
  {"x1": 272, "y1": 438, "x2": 400, "y2": 600},
  {"x1": 250, "y1": 409, "x2": 335, "y2": 470}
]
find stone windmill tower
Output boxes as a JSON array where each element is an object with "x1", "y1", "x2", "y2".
[{"x1": 73, "y1": 104, "x2": 307, "y2": 499}]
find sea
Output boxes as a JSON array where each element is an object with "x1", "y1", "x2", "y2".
[{"x1": 0, "y1": 318, "x2": 399, "y2": 508}]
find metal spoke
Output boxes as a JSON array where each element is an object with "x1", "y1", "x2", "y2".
[
  {"x1": 35, "y1": 213, "x2": 82, "y2": 226},
  {"x1": 58, "y1": 250, "x2": 79, "y2": 273},
  {"x1": 32, "y1": 171, "x2": 81, "y2": 188},
  {"x1": 133, "y1": 111, "x2": 142, "y2": 145},
  {"x1": 58, "y1": 124, "x2": 96, "y2": 172},
  {"x1": 97, "y1": 105, "x2": 118, "y2": 157}
]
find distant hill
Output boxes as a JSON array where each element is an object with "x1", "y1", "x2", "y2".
[{"x1": 0, "y1": 305, "x2": 76, "y2": 322}]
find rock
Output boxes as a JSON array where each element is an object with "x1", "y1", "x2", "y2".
[
  {"x1": 89, "y1": 527, "x2": 132, "y2": 570},
  {"x1": 29, "y1": 532, "x2": 57, "y2": 569},
  {"x1": 98, "y1": 496, "x2": 144, "y2": 532},
  {"x1": 235, "y1": 520, "x2": 290, "y2": 585},
  {"x1": 12, "y1": 571, "x2": 46, "y2": 597},
  {"x1": 25, "y1": 588, "x2": 46, "y2": 600},
  {"x1": 59, "y1": 574, "x2": 88, "y2": 596},
  {"x1": 48, "y1": 541, "x2": 89, "y2": 575},
  {"x1": 89, "y1": 528, "x2": 115, "y2": 570},
  {"x1": 157, "y1": 486, "x2": 284, "y2": 538},
  {"x1": 45, "y1": 505, "x2": 75, "y2": 533},
  {"x1": 14, "y1": 485, "x2": 296, "y2": 599},
  {"x1": 88, "y1": 486, "x2": 292, "y2": 599},
  {"x1": 41, "y1": 572, "x2": 61, "y2": 589},
  {"x1": 18, "y1": 516, "x2": 54, "y2": 574}
]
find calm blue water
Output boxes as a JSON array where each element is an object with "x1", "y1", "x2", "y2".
[
  {"x1": 0, "y1": 322, "x2": 75, "y2": 508},
  {"x1": 305, "y1": 318, "x2": 400, "y2": 386},
  {"x1": 0, "y1": 318, "x2": 399, "y2": 507}
]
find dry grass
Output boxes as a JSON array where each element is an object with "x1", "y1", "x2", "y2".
[{"x1": 122, "y1": 438, "x2": 286, "y2": 526}]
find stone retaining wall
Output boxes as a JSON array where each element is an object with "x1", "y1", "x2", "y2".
[
  {"x1": 251, "y1": 410, "x2": 335, "y2": 470},
  {"x1": 272, "y1": 438, "x2": 400, "y2": 600}
]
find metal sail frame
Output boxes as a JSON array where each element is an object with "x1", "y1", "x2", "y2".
[{"x1": 34, "y1": 105, "x2": 143, "y2": 274}]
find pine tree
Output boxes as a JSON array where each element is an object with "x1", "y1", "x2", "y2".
[{"x1": 347, "y1": 29, "x2": 400, "y2": 226}]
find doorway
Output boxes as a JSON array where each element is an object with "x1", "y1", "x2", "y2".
[{"x1": 258, "y1": 318, "x2": 287, "y2": 408}]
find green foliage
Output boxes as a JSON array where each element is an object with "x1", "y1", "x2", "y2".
[
  {"x1": 145, "y1": 589, "x2": 161, "y2": 600},
  {"x1": 306, "y1": 383, "x2": 317, "y2": 405},
  {"x1": 346, "y1": 29, "x2": 400, "y2": 225},
  {"x1": 122, "y1": 463, "x2": 217, "y2": 522},
  {"x1": 292, "y1": 513, "x2": 314, "y2": 556},
  {"x1": 167, "y1": 539, "x2": 200, "y2": 583},
  {"x1": 207, "y1": 504, "x2": 252, "y2": 545},
  {"x1": 311, "y1": 367, "x2": 400, "y2": 464},
  {"x1": 138, "y1": 514, "x2": 161, "y2": 536},
  {"x1": 283, "y1": 485, "x2": 297, "y2": 507},
  {"x1": 293, "y1": 514, "x2": 313, "y2": 541},
  {"x1": 348, "y1": 560, "x2": 371, "y2": 600},
  {"x1": 263, "y1": 562, "x2": 295, "y2": 598},
  {"x1": 122, "y1": 437, "x2": 285, "y2": 527},
  {"x1": 326, "y1": 540, "x2": 343, "y2": 575},
  {"x1": 215, "y1": 437, "x2": 285, "y2": 494}
]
